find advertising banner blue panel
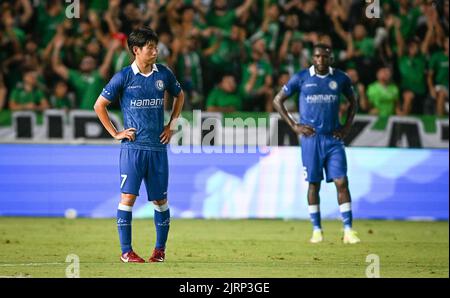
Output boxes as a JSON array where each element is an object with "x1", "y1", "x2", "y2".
[{"x1": 0, "y1": 145, "x2": 447, "y2": 220}]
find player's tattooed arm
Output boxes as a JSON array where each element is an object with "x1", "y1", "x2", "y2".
[
  {"x1": 333, "y1": 92, "x2": 357, "y2": 140},
  {"x1": 273, "y1": 89, "x2": 315, "y2": 136},
  {"x1": 160, "y1": 90, "x2": 185, "y2": 144},
  {"x1": 94, "y1": 96, "x2": 136, "y2": 141}
]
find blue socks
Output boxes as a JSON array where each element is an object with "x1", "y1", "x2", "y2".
[
  {"x1": 308, "y1": 205, "x2": 322, "y2": 231},
  {"x1": 339, "y1": 202, "x2": 353, "y2": 230},
  {"x1": 154, "y1": 203, "x2": 170, "y2": 250},
  {"x1": 117, "y1": 204, "x2": 133, "y2": 254}
]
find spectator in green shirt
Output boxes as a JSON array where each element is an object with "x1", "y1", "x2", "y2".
[
  {"x1": 240, "y1": 38, "x2": 274, "y2": 112},
  {"x1": 35, "y1": 0, "x2": 66, "y2": 48},
  {"x1": 173, "y1": 35, "x2": 203, "y2": 110},
  {"x1": 394, "y1": 14, "x2": 428, "y2": 116},
  {"x1": 248, "y1": 2, "x2": 280, "y2": 60},
  {"x1": 206, "y1": 73, "x2": 242, "y2": 112},
  {"x1": 279, "y1": 31, "x2": 309, "y2": 77},
  {"x1": 427, "y1": 37, "x2": 449, "y2": 116},
  {"x1": 352, "y1": 24, "x2": 376, "y2": 59},
  {"x1": 51, "y1": 34, "x2": 119, "y2": 110},
  {"x1": 49, "y1": 80, "x2": 73, "y2": 111},
  {"x1": 9, "y1": 70, "x2": 49, "y2": 111},
  {"x1": 206, "y1": 0, "x2": 254, "y2": 32},
  {"x1": 202, "y1": 24, "x2": 247, "y2": 94},
  {"x1": 366, "y1": 67, "x2": 400, "y2": 117}
]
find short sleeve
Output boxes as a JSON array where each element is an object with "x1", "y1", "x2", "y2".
[
  {"x1": 367, "y1": 84, "x2": 376, "y2": 104},
  {"x1": 165, "y1": 67, "x2": 182, "y2": 97},
  {"x1": 101, "y1": 71, "x2": 124, "y2": 101},
  {"x1": 282, "y1": 73, "x2": 302, "y2": 97}
]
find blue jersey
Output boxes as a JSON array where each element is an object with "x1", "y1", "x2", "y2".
[
  {"x1": 101, "y1": 62, "x2": 182, "y2": 151},
  {"x1": 283, "y1": 66, "x2": 354, "y2": 134}
]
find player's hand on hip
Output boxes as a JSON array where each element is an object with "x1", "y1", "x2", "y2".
[
  {"x1": 160, "y1": 124, "x2": 173, "y2": 144},
  {"x1": 333, "y1": 126, "x2": 350, "y2": 140},
  {"x1": 293, "y1": 123, "x2": 315, "y2": 136},
  {"x1": 114, "y1": 128, "x2": 136, "y2": 141}
]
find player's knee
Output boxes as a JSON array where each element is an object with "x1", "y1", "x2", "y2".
[
  {"x1": 153, "y1": 199, "x2": 169, "y2": 212},
  {"x1": 308, "y1": 182, "x2": 321, "y2": 193},
  {"x1": 120, "y1": 193, "x2": 137, "y2": 206},
  {"x1": 153, "y1": 198, "x2": 168, "y2": 206},
  {"x1": 334, "y1": 177, "x2": 348, "y2": 192}
]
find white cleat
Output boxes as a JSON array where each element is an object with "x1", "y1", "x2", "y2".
[
  {"x1": 310, "y1": 230, "x2": 323, "y2": 243},
  {"x1": 343, "y1": 229, "x2": 361, "y2": 244}
]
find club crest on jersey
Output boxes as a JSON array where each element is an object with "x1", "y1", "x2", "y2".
[
  {"x1": 329, "y1": 81, "x2": 338, "y2": 90},
  {"x1": 155, "y1": 80, "x2": 165, "y2": 91}
]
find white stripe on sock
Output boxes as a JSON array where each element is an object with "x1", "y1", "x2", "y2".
[
  {"x1": 308, "y1": 205, "x2": 320, "y2": 214},
  {"x1": 118, "y1": 204, "x2": 133, "y2": 212},
  {"x1": 339, "y1": 202, "x2": 352, "y2": 213},
  {"x1": 154, "y1": 202, "x2": 169, "y2": 212}
]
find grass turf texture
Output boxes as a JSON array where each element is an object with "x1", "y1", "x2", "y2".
[{"x1": 0, "y1": 218, "x2": 448, "y2": 278}]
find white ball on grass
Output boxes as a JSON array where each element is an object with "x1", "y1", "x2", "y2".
[{"x1": 65, "y1": 208, "x2": 78, "y2": 219}]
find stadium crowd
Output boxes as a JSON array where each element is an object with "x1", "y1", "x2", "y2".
[{"x1": 0, "y1": 0, "x2": 448, "y2": 116}]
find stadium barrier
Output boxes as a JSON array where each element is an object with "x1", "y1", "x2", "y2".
[{"x1": 0, "y1": 110, "x2": 448, "y2": 148}]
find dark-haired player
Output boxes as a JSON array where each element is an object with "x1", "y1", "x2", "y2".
[
  {"x1": 94, "y1": 27, "x2": 184, "y2": 262},
  {"x1": 273, "y1": 44, "x2": 360, "y2": 244}
]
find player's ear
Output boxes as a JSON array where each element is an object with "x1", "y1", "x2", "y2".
[{"x1": 132, "y1": 46, "x2": 139, "y2": 56}]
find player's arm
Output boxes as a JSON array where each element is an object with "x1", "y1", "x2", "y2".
[
  {"x1": 93, "y1": 95, "x2": 136, "y2": 141},
  {"x1": 333, "y1": 89, "x2": 357, "y2": 140},
  {"x1": 273, "y1": 88, "x2": 315, "y2": 136},
  {"x1": 235, "y1": 0, "x2": 254, "y2": 19},
  {"x1": 51, "y1": 35, "x2": 69, "y2": 80},
  {"x1": 98, "y1": 40, "x2": 121, "y2": 80},
  {"x1": 160, "y1": 90, "x2": 185, "y2": 144}
]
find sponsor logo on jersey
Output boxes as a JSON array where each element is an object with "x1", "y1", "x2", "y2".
[
  {"x1": 305, "y1": 94, "x2": 338, "y2": 104},
  {"x1": 130, "y1": 98, "x2": 164, "y2": 107},
  {"x1": 128, "y1": 85, "x2": 142, "y2": 89}
]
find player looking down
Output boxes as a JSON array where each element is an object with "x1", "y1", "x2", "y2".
[
  {"x1": 94, "y1": 27, "x2": 184, "y2": 262},
  {"x1": 273, "y1": 44, "x2": 361, "y2": 244}
]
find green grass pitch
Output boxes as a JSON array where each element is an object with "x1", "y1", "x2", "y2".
[{"x1": 0, "y1": 218, "x2": 448, "y2": 278}]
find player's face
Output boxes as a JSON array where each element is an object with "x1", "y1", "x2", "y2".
[
  {"x1": 136, "y1": 41, "x2": 158, "y2": 64},
  {"x1": 312, "y1": 48, "x2": 332, "y2": 75}
]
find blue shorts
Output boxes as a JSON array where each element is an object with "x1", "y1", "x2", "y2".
[
  {"x1": 119, "y1": 148, "x2": 168, "y2": 201},
  {"x1": 300, "y1": 134, "x2": 347, "y2": 183}
]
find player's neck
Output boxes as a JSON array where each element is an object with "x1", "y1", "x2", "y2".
[
  {"x1": 314, "y1": 66, "x2": 330, "y2": 76},
  {"x1": 135, "y1": 60, "x2": 154, "y2": 75}
]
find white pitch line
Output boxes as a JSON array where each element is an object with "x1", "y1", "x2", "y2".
[{"x1": 0, "y1": 262, "x2": 64, "y2": 267}]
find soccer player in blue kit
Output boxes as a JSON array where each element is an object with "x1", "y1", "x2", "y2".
[
  {"x1": 273, "y1": 44, "x2": 360, "y2": 244},
  {"x1": 94, "y1": 27, "x2": 184, "y2": 262}
]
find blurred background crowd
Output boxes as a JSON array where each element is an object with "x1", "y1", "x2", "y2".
[{"x1": 0, "y1": 0, "x2": 448, "y2": 117}]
